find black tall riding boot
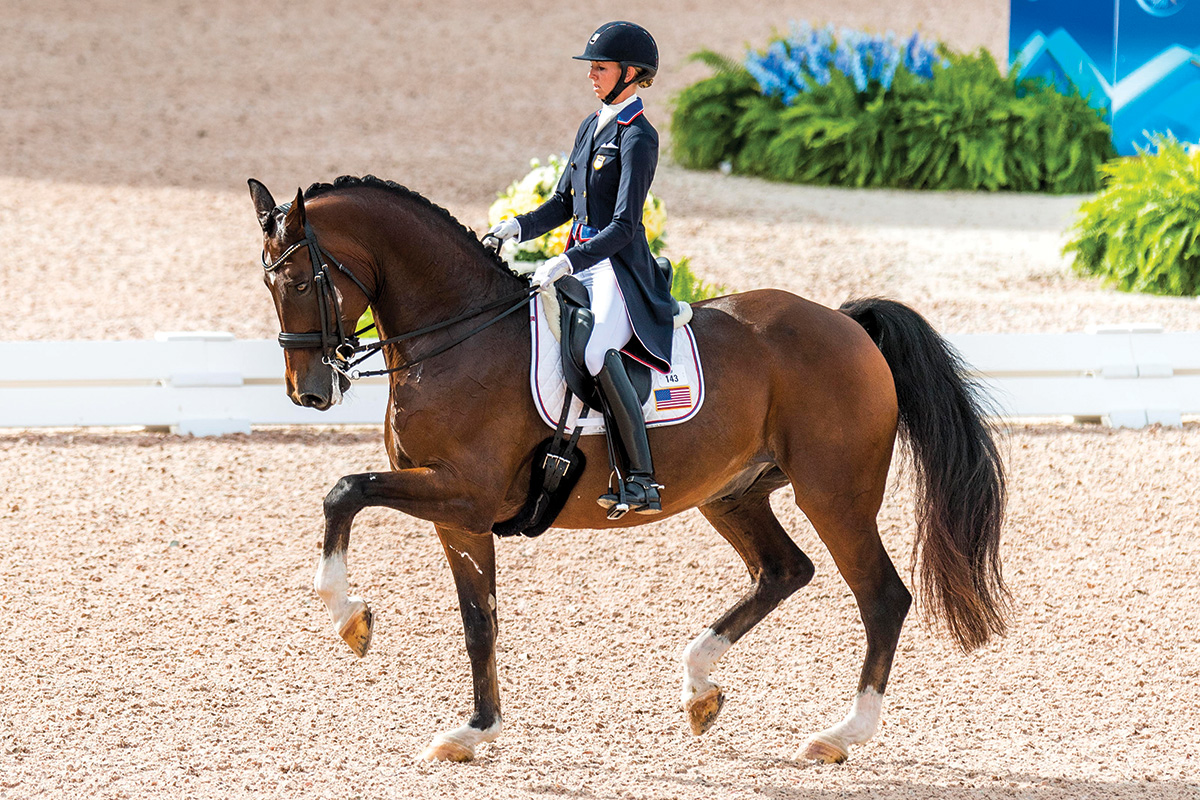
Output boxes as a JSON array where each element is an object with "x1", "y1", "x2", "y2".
[{"x1": 595, "y1": 348, "x2": 662, "y2": 517}]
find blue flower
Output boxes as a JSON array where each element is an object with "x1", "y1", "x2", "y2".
[{"x1": 744, "y1": 21, "x2": 943, "y2": 105}]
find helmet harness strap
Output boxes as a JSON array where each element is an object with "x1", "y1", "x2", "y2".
[{"x1": 602, "y1": 63, "x2": 641, "y2": 106}]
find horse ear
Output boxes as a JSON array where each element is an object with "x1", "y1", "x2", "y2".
[
  {"x1": 248, "y1": 178, "x2": 277, "y2": 232},
  {"x1": 281, "y1": 188, "x2": 307, "y2": 241}
]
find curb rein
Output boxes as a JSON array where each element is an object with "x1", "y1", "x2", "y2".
[{"x1": 262, "y1": 223, "x2": 535, "y2": 381}]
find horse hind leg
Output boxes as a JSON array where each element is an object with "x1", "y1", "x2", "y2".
[
  {"x1": 796, "y1": 505, "x2": 911, "y2": 764},
  {"x1": 684, "y1": 489, "x2": 815, "y2": 736}
]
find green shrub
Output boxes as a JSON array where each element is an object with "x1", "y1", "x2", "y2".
[
  {"x1": 671, "y1": 28, "x2": 1115, "y2": 193},
  {"x1": 1064, "y1": 136, "x2": 1200, "y2": 295},
  {"x1": 355, "y1": 307, "x2": 377, "y2": 340},
  {"x1": 671, "y1": 256, "x2": 725, "y2": 303},
  {"x1": 671, "y1": 51, "x2": 762, "y2": 170}
]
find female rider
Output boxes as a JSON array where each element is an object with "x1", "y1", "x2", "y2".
[{"x1": 488, "y1": 21, "x2": 674, "y2": 517}]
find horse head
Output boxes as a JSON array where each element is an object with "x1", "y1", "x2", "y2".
[{"x1": 248, "y1": 179, "x2": 371, "y2": 410}]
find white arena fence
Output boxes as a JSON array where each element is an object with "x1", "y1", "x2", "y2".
[{"x1": 1, "y1": 327, "x2": 1198, "y2": 436}]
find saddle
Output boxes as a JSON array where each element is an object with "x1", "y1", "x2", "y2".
[
  {"x1": 492, "y1": 258, "x2": 674, "y2": 539},
  {"x1": 554, "y1": 273, "x2": 652, "y2": 410}
]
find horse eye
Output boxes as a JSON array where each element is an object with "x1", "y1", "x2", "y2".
[{"x1": 295, "y1": 281, "x2": 310, "y2": 294}]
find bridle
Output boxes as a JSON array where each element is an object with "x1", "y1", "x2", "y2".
[{"x1": 262, "y1": 219, "x2": 534, "y2": 381}]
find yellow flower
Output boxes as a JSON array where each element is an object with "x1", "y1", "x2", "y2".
[
  {"x1": 642, "y1": 193, "x2": 666, "y2": 248},
  {"x1": 543, "y1": 224, "x2": 570, "y2": 256}
]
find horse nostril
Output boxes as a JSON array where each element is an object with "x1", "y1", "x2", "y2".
[{"x1": 299, "y1": 393, "x2": 326, "y2": 408}]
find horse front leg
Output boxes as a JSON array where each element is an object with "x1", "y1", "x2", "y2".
[
  {"x1": 314, "y1": 468, "x2": 463, "y2": 657},
  {"x1": 315, "y1": 470, "x2": 502, "y2": 761},
  {"x1": 422, "y1": 525, "x2": 501, "y2": 762}
]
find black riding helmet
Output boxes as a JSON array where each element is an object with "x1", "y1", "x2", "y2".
[{"x1": 573, "y1": 21, "x2": 658, "y2": 105}]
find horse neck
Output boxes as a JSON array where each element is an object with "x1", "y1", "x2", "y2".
[{"x1": 338, "y1": 194, "x2": 522, "y2": 352}]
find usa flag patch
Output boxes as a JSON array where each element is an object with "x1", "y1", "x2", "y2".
[{"x1": 655, "y1": 386, "x2": 691, "y2": 411}]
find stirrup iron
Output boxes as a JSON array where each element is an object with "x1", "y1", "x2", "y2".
[{"x1": 598, "y1": 473, "x2": 662, "y2": 518}]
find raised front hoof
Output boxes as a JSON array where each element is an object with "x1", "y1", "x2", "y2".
[
  {"x1": 797, "y1": 735, "x2": 848, "y2": 765},
  {"x1": 338, "y1": 601, "x2": 374, "y2": 658},
  {"x1": 421, "y1": 737, "x2": 475, "y2": 763},
  {"x1": 685, "y1": 687, "x2": 725, "y2": 736}
]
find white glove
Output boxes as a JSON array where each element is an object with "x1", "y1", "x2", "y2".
[
  {"x1": 532, "y1": 254, "x2": 573, "y2": 288},
  {"x1": 484, "y1": 218, "x2": 521, "y2": 250}
]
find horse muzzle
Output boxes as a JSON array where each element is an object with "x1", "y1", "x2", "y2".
[{"x1": 286, "y1": 353, "x2": 349, "y2": 410}]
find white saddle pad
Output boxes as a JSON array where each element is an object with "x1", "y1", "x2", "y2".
[{"x1": 528, "y1": 295, "x2": 705, "y2": 435}]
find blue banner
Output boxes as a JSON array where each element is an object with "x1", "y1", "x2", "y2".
[{"x1": 1009, "y1": 0, "x2": 1200, "y2": 154}]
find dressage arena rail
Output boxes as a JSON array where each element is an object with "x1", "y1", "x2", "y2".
[{"x1": 1, "y1": 327, "x2": 1199, "y2": 435}]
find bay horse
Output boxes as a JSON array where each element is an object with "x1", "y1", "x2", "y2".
[{"x1": 247, "y1": 175, "x2": 1008, "y2": 764}]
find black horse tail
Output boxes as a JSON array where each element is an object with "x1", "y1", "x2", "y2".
[{"x1": 840, "y1": 297, "x2": 1009, "y2": 652}]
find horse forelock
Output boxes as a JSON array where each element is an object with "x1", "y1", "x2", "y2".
[{"x1": 302, "y1": 175, "x2": 520, "y2": 281}]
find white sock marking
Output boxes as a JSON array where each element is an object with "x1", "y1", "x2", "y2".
[
  {"x1": 313, "y1": 551, "x2": 363, "y2": 632},
  {"x1": 680, "y1": 628, "x2": 732, "y2": 704},
  {"x1": 811, "y1": 688, "x2": 884, "y2": 751},
  {"x1": 425, "y1": 718, "x2": 502, "y2": 759}
]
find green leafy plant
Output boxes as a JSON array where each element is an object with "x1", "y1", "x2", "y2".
[
  {"x1": 671, "y1": 26, "x2": 1116, "y2": 193},
  {"x1": 1064, "y1": 135, "x2": 1200, "y2": 295},
  {"x1": 671, "y1": 256, "x2": 725, "y2": 303},
  {"x1": 355, "y1": 307, "x2": 378, "y2": 340},
  {"x1": 671, "y1": 50, "x2": 762, "y2": 170}
]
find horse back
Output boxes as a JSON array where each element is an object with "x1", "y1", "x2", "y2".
[{"x1": 693, "y1": 288, "x2": 893, "y2": 401}]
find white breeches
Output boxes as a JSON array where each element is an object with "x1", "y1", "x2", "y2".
[{"x1": 575, "y1": 259, "x2": 633, "y2": 376}]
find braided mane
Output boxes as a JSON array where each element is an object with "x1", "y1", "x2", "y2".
[{"x1": 303, "y1": 175, "x2": 519, "y2": 279}]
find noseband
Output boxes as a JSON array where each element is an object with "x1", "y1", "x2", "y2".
[{"x1": 262, "y1": 219, "x2": 534, "y2": 381}]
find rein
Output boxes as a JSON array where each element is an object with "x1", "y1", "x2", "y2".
[
  {"x1": 263, "y1": 221, "x2": 534, "y2": 381},
  {"x1": 346, "y1": 289, "x2": 534, "y2": 378}
]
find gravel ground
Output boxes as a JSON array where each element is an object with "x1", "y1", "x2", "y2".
[{"x1": 3, "y1": 2, "x2": 1200, "y2": 799}]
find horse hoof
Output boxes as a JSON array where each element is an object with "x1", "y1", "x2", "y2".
[
  {"x1": 421, "y1": 737, "x2": 474, "y2": 762},
  {"x1": 797, "y1": 735, "x2": 848, "y2": 764},
  {"x1": 685, "y1": 687, "x2": 725, "y2": 736},
  {"x1": 338, "y1": 601, "x2": 373, "y2": 658}
]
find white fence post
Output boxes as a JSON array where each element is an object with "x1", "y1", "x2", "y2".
[{"x1": 154, "y1": 332, "x2": 251, "y2": 436}]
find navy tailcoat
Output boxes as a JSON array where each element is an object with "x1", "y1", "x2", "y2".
[{"x1": 516, "y1": 98, "x2": 674, "y2": 374}]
